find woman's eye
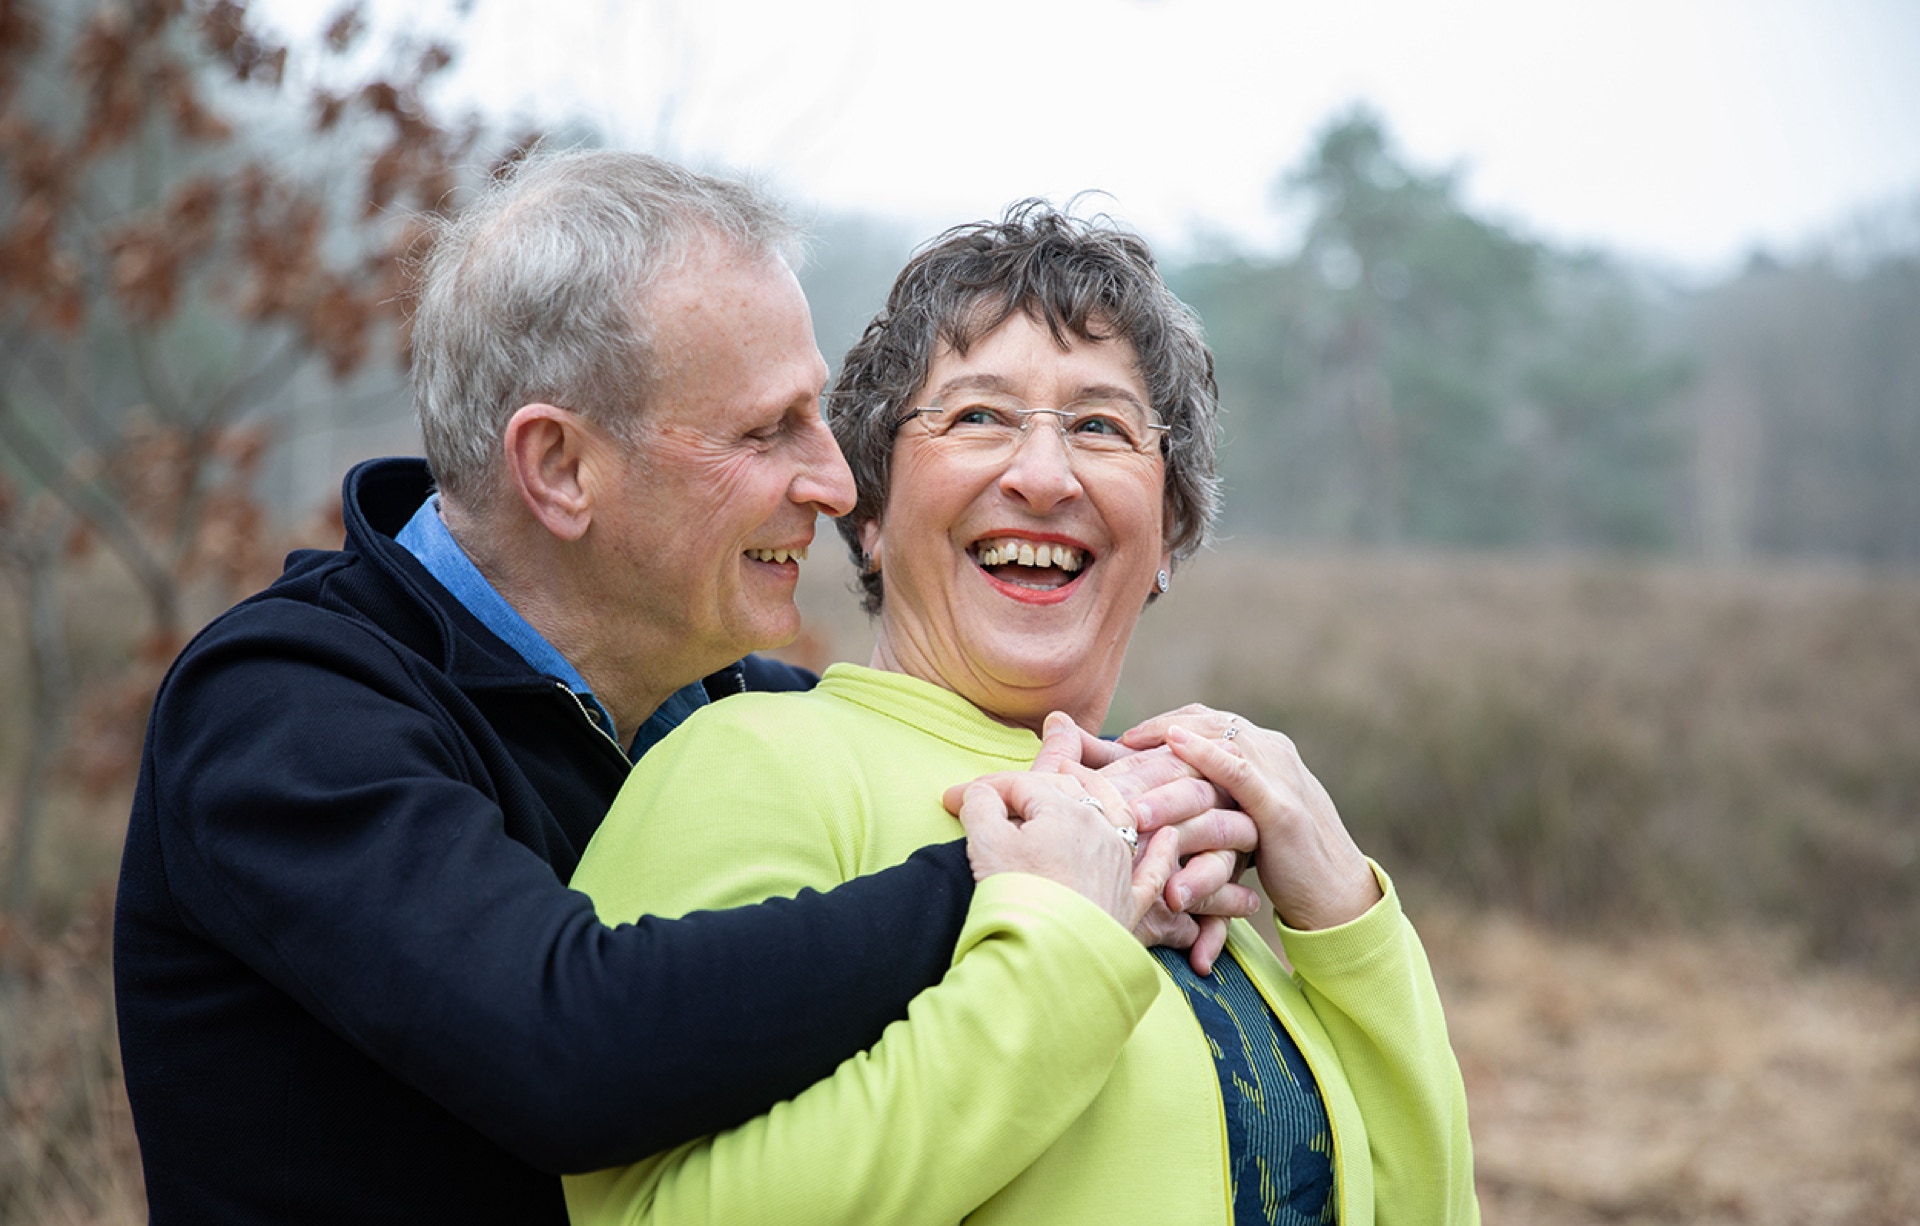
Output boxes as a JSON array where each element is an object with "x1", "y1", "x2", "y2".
[
  {"x1": 1072, "y1": 413, "x2": 1132, "y2": 441},
  {"x1": 951, "y1": 405, "x2": 1006, "y2": 427}
]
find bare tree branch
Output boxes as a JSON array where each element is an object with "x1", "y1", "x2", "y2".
[{"x1": 0, "y1": 392, "x2": 178, "y2": 635}]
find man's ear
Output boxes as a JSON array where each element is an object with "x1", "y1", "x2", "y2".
[{"x1": 502, "y1": 404, "x2": 596, "y2": 542}]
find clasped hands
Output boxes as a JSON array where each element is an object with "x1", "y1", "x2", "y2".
[{"x1": 946, "y1": 706, "x2": 1383, "y2": 974}]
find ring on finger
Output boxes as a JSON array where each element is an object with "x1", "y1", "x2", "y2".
[
  {"x1": 1115, "y1": 824, "x2": 1139, "y2": 850},
  {"x1": 1075, "y1": 794, "x2": 1106, "y2": 816},
  {"x1": 1222, "y1": 717, "x2": 1239, "y2": 741}
]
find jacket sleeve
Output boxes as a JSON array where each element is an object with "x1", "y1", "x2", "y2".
[
  {"x1": 143, "y1": 602, "x2": 984, "y2": 1172},
  {"x1": 561, "y1": 699, "x2": 1163, "y2": 1225},
  {"x1": 1278, "y1": 865, "x2": 1481, "y2": 1225}
]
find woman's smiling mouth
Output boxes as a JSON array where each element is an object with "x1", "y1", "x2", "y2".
[{"x1": 969, "y1": 536, "x2": 1090, "y2": 595}]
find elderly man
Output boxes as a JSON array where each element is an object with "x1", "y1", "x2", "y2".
[{"x1": 114, "y1": 151, "x2": 1248, "y2": 1224}]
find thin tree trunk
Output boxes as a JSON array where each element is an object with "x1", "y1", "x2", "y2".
[{"x1": 4, "y1": 522, "x2": 72, "y2": 918}]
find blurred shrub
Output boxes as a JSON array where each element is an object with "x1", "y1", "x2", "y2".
[
  {"x1": 0, "y1": 884, "x2": 140, "y2": 1225},
  {"x1": 1114, "y1": 550, "x2": 1920, "y2": 984}
]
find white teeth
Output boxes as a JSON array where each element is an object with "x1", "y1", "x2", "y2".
[
  {"x1": 972, "y1": 538, "x2": 1086, "y2": 571},
  {"x1": 747, "y1": 546, "x2": 807, "y2": 563}
]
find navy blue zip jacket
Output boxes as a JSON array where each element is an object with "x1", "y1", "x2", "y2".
[{"x1": 113, "y1": 457, "x2": 976, "y2": 1224}]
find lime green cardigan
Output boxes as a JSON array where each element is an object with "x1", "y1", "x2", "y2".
[{"x1": 566, "y1": 665, "x2": 1478, "y2": 1225}]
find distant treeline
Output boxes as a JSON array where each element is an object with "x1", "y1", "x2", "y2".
[
  {"x1": 808, "y1": 110, "x2": 1920, "y2": 567},
  {"x1": 1168, "y1": 110, "x2": 1920, "y2": 564}
]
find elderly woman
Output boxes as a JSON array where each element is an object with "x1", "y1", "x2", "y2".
[{"x1": 565, "y1": 204, "x2": 1477, "y2": 1225}]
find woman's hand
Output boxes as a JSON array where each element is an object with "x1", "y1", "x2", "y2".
[
  {"x1": 1123, "y1": 706, "x2": 1382, "y2": 932},
  {"x1": 1021, "y1": 713, "x2": 1265, "y2": 972},
  {"x1": 953, "y1": 770, "x2": 1181, "y2": 939}
]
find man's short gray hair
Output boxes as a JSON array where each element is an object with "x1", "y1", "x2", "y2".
[
  {"x1": 410, "y1": 149, "x2": 800, "y2": 510},
  {"x1": 829, "y1": 199, "x2": 1221, "y2": 614}
]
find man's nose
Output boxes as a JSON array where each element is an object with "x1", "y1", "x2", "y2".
[{"x1": 795, "y1": 416, "x2": 857, "y2": 517}]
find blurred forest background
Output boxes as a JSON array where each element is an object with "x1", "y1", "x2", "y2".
[{"x1": 1, "y1": 0, "x2": 1916, "y2": 1222}]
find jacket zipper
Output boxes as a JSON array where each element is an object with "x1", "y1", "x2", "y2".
[{"x1": 556, "y1": 682, "x2": 628, "y2": 759}]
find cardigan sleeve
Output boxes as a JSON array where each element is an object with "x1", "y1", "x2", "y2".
[
  {"x1": 562, "y1": 696, "x2": 1163, "y2": 1225},
  {"x1": 1278, "y1": 864, "x2": 1481, "y2": 1225}
]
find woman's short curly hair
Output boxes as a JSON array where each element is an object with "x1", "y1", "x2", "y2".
[{"x1": 828, "y1": 199, "x2": 1220, "y2": 613}]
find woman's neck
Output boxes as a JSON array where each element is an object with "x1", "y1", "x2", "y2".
[{"x1": 866, "y1": 627, "x2": 1116, "y2": 737}]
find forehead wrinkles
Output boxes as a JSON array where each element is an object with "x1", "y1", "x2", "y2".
[
  {"x1": 926, "y1": 374, "x2": 1149, "y2": 411},
  {"x1": 924, "y1": 310, "x2": 1146, "y2": 403},
  {"x1": 941, "y1": 296, "x2": 1123, "y2": 358}
]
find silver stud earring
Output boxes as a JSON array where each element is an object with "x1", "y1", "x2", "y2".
[{"x1": 1155, "y1": 569, "x2": 1170, "y2": 594}]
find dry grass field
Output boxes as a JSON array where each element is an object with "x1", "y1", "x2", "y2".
[
  {"x1": 2, "y1": 544, "x2": 1917, "y2": 1223},
  {"x1": 1429, "y1": 909, "x2": 1920, "y2": 1224}
]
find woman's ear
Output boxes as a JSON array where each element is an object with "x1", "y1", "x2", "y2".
[
  {"x1": 503, "y1": 404, "x2": 595, "y2": 542},
  {"x1": 859, "y1": 518, "x2": 883, "y2": 573}
]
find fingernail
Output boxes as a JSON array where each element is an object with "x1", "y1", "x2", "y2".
[{"x1": 1174, "y1": 885, "x2": 1192, "y2": 909}]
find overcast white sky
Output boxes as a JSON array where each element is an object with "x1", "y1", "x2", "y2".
[{"x1": 273, "y1": 0, "x2": 1920, "y2": 277}]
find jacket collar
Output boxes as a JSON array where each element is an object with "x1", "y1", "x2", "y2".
[
  {"x1": 340, "y1": 457, "x2": 753, "y2": 730},
  {"x1": 341, "y1": 457, "x2": 544, "y2": 689}
]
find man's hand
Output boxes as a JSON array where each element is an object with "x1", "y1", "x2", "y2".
[
  {"x1": 1068, "y1": 714, "x2": 1265, "y2": 940},
  {"x1": 954, "y1": 772, "x2": 1180, "y2": 937},
  {"x1": 1092, "y1": 744, "x2": 1260, "y2": 908},
  {"x1": 946, "y1": 713, "x2": 1265, "y2": 974},
  {"x1": 1028, "y1": 713, "x2": 1133, "y2": 773}
]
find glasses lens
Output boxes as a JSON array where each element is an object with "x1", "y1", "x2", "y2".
[
  {"x1": 1059, "y1": 400, "x2": 1154, "y2": 452},
  {"x1": 927, "y1": 394, "x2": 1026, "y2": 442}
]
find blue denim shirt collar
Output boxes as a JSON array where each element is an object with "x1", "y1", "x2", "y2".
[{"x1": 396, "y1": 495, "x2": 708, "y2": 761}]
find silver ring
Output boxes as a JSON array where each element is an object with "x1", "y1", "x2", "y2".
[
  {"x1": 1115, "y1": 824, "x2": 1139, "y2": 850},
  {"x1": 1075, "y1": 794, "x2": 1106, "y2": 816},
  {"x1": 1222, "y1": 718, "x2": 1239, "y2": 741}
]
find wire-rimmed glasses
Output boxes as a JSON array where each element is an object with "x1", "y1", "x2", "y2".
[{"x1": 896, "y1": 392, "x2": 1169, "y2": 459}]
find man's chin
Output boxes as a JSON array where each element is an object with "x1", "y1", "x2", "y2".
[{"x1": 738, "y1": 605, "x2": 804, "y2": 655}]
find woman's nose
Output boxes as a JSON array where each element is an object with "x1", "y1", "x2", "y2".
[{"x1": 997, "y1": 420, "x2": 1085, "y2": 509}]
